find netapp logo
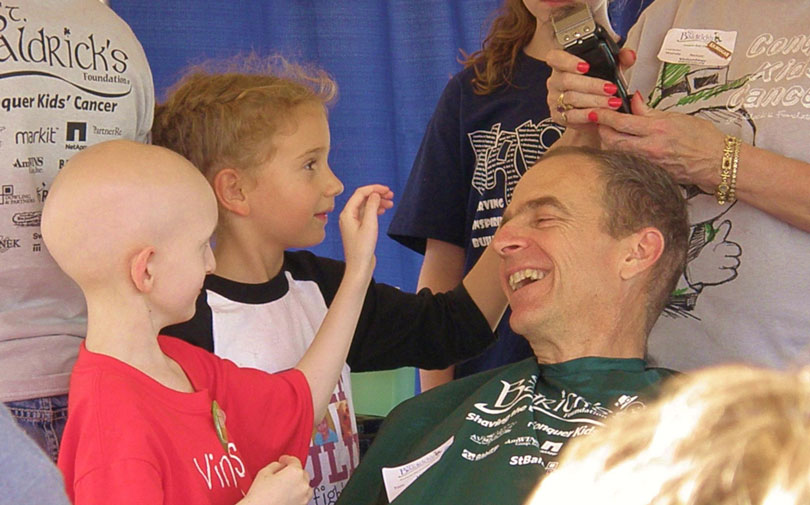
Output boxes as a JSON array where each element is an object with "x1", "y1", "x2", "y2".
[
  {"x1": 65, "y1": 122, "x2": 88, "y2": 150},
  {"x1": 66, "y1": 122, "x2": 87, "y2": 142}
]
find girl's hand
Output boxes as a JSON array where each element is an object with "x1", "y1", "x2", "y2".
[
  {"x1": 240, "y1": 455, "x2": 312, "y2": 505},
  {"x1": 338, "y1": 184, "x2": 394, "y2": 281}
]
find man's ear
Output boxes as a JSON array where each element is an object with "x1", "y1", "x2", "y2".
[
  {"x1": 619, "y1": 227, "x2": 665, "y2": 281},
  {"x1": 131, "y1": 246, "x2": 156, "y2": 293},
  {"x1": 212, "y1": 168, "x2": 250, "y2": 217}
]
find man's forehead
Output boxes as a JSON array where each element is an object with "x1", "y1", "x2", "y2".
[{"x1": 507, "y1": 155, "x2": 600, "y2": 210}]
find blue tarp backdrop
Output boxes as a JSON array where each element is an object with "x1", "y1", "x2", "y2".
[{"x1": 111, "y1": 0, "x2": 653, "y2": 295}]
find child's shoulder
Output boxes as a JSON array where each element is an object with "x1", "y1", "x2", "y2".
[{"x1": 68, "y1": 347, "x2": 173, "y2": 433}]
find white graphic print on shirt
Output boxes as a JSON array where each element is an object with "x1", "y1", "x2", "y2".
[
  {"x1": 649, "y1": 31, "x2": 810, "y2": 319},
  {"x1": 193, "y1": 442, "x2": 248, "y2": 492},
  {"x1": 467, "y1": 118, "x2": 563, "y2": 249}
]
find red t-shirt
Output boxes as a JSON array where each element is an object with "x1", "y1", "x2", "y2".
[{"x1": 58, "y1": 335, "x2": 313, "y2": 505}]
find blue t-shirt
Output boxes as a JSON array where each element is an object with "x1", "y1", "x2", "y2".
[{"x1": 388, "y1": 52, "x2": 562, "y2": 379}]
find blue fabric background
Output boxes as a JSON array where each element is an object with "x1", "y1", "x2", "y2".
[{"x1": 111, "y1": 0, "x2": 653, "y2": 293}]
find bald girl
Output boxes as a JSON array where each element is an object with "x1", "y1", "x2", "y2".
[
  {"x1": 42, "y1": 140, "x2": 218, "y2": 372},
  {"x1": 45, "y1": 140, "x2": 382, "y2": 505}
]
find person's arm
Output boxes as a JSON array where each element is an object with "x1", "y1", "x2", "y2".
[
  {"x1": 416, "y1": 239, "x2": 466, "y2": 391},
  {"x1": 594, "y1": 94, "x2": 810, "y2": 233},
  {"x1": 338, "y1": 235, "x2": 505, "y2": 385},
  {"x1": 545, "y1": 39, "x2": 810, "y2": 232},
  {"x1": 417, "y1": 239, "x2": 508, "y2": 391},
  {"x1": 295, "y1": 185, "x2": 392, "y2": 420}
]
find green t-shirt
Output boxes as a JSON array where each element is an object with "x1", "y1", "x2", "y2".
[{"x1": 339, "y1": 357, "x2": 674, "y2": 505}]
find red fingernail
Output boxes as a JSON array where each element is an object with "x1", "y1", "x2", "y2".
[
  {"x1": 604, "y1": 83, "x2": 618, "y2": 95},
  {"x1": 577, "y1": 61, "x2": 590, "y2": 73},
  {"x1": 588, "y1": 111, "x2": 599, "y2": 123},
  {"x1": 608, "y1": 97, "x2": 623, "y2": 109}
]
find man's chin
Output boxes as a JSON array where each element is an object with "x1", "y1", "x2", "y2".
[{"x1": 508, "y1": 311, "x2": 540, "y2": 338}]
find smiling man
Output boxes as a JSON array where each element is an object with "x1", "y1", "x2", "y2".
[{"x1": 337, "y1": 146, "x2": 689, "y2": 505}]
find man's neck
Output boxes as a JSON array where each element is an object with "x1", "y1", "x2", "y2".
[
  {"x1": 528, "y1": 308, "x2": 648, "y2": 365},
  {"x1": 530, "y1": 334, "x2": 645, "y2": 365}
]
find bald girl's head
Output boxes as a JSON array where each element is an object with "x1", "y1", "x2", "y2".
[{"x1": 42, "y1": 140, "x2": 217, "y2": 300}]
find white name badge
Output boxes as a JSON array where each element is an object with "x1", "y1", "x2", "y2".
[
  {"x1": 657, "y1": 28, "x2": 737, "y2": 66},
  {"x1": 382, "y1": 436, "x2": 454, "y2": 502}
]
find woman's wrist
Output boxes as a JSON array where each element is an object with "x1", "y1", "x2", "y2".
[{"x1": 715, "y1": 135, "x2": 742, "y2": 205}]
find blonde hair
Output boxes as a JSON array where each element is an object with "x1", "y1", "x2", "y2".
[
  {"x1": 462, "y1": 0, "x2": 536, "y2": 95},
  {"x1": 528, "y1": 365, "x2": 810, "y2": 505},
  {"x1": 153, "y1": 54, "x2": 338, "y2": 178}
]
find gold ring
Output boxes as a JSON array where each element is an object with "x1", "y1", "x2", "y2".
[
  {"x1": 556, "y1": 92, "x2": 573, "y2": 114},
  {"x1": 560, "y1": 110, "x2": 568, "y2": 124}
]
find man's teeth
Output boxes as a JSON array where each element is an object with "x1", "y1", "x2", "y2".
[{"x1": 508, "y1": 269, "x2": 546, "y2": 292}]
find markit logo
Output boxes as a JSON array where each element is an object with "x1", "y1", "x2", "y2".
[{"x1": 15, "y1": 126, "x2": 58, "y2": 145}]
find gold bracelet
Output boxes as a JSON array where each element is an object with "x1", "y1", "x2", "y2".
[
  {"x1": 728, "y1": 138, "x2": 740, "y2": 203},
  {"x1": 716, "y1": 135, "x2": 741, "y2": 205}
]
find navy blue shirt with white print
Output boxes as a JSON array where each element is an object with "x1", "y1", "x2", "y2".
[{"x1": 389, "y1": 52, "x2": 563, "y2": 379}]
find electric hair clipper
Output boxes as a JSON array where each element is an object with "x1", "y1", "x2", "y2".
[{"x1": 551, "y1": 3, "x2": 631, "y2": 113}]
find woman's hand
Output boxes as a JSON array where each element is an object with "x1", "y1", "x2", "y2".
[
  {"x1": 545, "y1": 47, "x2": 637, "y2": 127},
  {"x1": 544, "y1": 47, "x2": 637, "y2": 148},
  {"x1": 595, "y1": 93, "x2": 726, "y2": 192}
]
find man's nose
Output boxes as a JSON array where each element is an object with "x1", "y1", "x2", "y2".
[{"x1": 492, "y1": 225, "x2": 528, "y2": 257}]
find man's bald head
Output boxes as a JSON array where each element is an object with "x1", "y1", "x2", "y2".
[{"x1": 42, "y1": 140, "x2": 217, "y2": 291}]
